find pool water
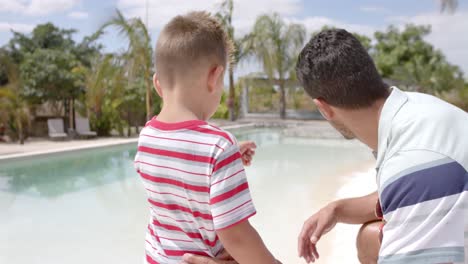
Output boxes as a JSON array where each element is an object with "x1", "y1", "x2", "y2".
[{"x1": 0, "y1": 129, "x2": 374, "y2": 264}]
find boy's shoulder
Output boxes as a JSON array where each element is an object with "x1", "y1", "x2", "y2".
[
  {"x1": 194, "y1": 122, "x2": 237, "y2": 149},
  {"x1": 139, "y1": 119, "x2": 237, "y2": 149}
]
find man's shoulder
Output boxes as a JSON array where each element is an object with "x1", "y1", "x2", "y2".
[
  {"x1": 388, "y1": 92, "x2": 468, "y2": 166},
  {"x1": 397, "y1": 91, "x2": 467, "y2": 126}
]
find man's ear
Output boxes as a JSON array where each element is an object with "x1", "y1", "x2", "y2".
[
  {"x1": 313, "y1": 98, "x2": 334, "y2": 120},
  {"x1": 153, "y1": 73, "x2": 163, "y2": 98},
  {"x1": 207, "y1": 65, "x2": 224, "y2": 93}
]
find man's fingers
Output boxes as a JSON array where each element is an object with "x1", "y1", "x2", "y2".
[
  {"x1": 304, "y1": 241, "x2": 312, "y2": 263},
  {"x1": 298, "y1": 219, "x2": 316, "y2": 258},
  {"x1": 182, "y1": 254, "x2": 214, "y2": 264},
  {"x1": 216, "y1": 249, "x2": 232, "y2": 260},
  {"x1": 310, "y1": 221, "x2": 325, "y2": 244},
  {"x1": 311, "y1": 244, "x2": 320, "y2": 260},
  {"x1": 182, "y1": 253, "x2": 238, "y2": 264}
]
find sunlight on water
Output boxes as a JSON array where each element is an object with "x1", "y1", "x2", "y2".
[{"x1": 0, "y1": 129, "x2": 375, "y2": 264}]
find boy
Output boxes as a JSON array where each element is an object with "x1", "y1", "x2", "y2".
[{"x1": 134, "y1": 11, "x2": 279, "y2": 264}]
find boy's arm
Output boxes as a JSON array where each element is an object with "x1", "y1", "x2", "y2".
[
  {"x1": 217, "y1": 220, "x2": 277, "y2": 264},
  {"x1": 210, "y1": 136, "x2": 277, "y2": 264}
]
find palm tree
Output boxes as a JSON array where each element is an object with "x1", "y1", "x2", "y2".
[
  {"x1": 84, "y1": 55, "x2": 118, "y2": 120},
  {"x1": 249, "y1": 13, "x2": 306, "y2": 119},
  {"x1": 216, "y1": 0, "x2": 236, "y2": 121},
  {"x1": 216, "y1": 0, "x2": 257, "y2": 121},
  {"x1": 0, "y1": 50, "x2": 30, "y2": 144},
  {"x1": 82, "y1": 54, "x2": 127, "y2": 136},
  {"x1": 101, "y1": 10, "x2": 154, "y2": 121}
]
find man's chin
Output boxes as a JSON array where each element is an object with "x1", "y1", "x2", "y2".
[{"x1": 329, "y1": 121, "x2": 356, "y2": 140}]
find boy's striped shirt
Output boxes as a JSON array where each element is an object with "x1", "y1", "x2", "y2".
[{"x1": 134, "y1": 118, "x2": 256, "y2": 264}]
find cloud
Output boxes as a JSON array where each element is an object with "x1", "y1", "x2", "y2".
[
  {"x1": 388, "y1": 11, "x2": 468, "y2": 74},
  {"x1": 117, "y1": 0, "x2": 374, "y2": 38},
  {"x1": 292, "y1": 16, "x2": 378, "y2": 37},
  {"x1": 0, "y1": 22, "x2": 35, "y2": 32},
  {"x1": 360, "y1": 6, "x2": 389, "y2": 14},
  {"x1": 117, "y1": 0, "x2": 301, "y2": 36},
  {"x1": 68, "y1": 11, "x2": 88, "y2": 19},
  {"x1": 0, "y1": 0, "x2": 24, "y2": 13},
  {"x1": 0, "y1": 0, "x2": 80, "y2": 16},
  {"x1": 115, "y1": 0, "x2": 467, "y2": 75}
]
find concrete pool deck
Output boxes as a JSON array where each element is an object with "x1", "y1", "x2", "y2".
[
  {"x1": 0, "y1": 137, "x2": 140, "y2": 161},
  {"x1": 0, "y1": 120, "x2": 342, "y2": 161}
]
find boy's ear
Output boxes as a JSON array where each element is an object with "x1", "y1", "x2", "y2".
[
  {"x1": 313, "y1": 98, "x2": 334, "y2": 120},
  {"x1": 153, "y1": 73, "x2": 163, "y2": 98},
  {"x1": 207, "y1": 65, "x2": 224, "y2": 93}
]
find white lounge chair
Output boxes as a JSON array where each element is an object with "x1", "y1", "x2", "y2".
[
  {"x1": 47, "y1": 118, "x2": 68, "y2": 140},
  {"x1": 76, "y1": 117, "x2": 97, "y2": 138}
]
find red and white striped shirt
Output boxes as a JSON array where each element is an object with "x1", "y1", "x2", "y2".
[{"x1": 134, "y1": 118, "x2": 256, "y2": 264}]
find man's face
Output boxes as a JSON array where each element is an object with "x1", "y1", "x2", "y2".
[
  {"x1": 315, "y1": 99, "x2": 357, "y2": 140},
  {"x1": 329, "y1": 118, "x2": 356, "y2": 140}
]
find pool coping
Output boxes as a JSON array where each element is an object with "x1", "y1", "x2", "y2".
[
  {"x1": 0, "y1": 123, "x2": 259, "y2": 162},
  {"x1": 0, "y1": 138, "x2": 140, "y2": 163}
]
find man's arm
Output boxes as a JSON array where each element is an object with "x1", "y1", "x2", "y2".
[
  {"x1": 334, "y1": 191, "x2": 378, "y2": 224},
  {"x1": 216, "y1": 220, "x2": 277, "y2": 264},
  {"x1": 298, "y1": 191, "x2": 378, "y2": 263}
]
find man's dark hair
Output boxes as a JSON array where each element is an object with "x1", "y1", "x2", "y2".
[{"x1": 296, "y1": 29, "x2": 389, "y2": 109}]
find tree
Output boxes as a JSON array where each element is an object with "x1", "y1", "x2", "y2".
[
  {"x1": 0, "y1": 49, "x2": 30, "y2": 144},
  {"x1": 20, "y1": 49, "x2": 81, "y2": 104},
  {"x1": 79, "y1": 54, "x2": 127, "y2": 136},
  {"x1": 216, "y1": 0, "x2": 237, "y2": 121},
  {"x1": 374, "y1": 24, "x2": 464, "y2": 94},
  {"x1": 248, "y1": 13, "x2": 306, "y2": 119},
  {"x1": 7, "y1": 23, "x2": 76, "y2": 64},
  {"x1": 101, "y1": 10, "x2": 155, "y2": 121},
  {"x1": 6, "y1": 23, "x2": 102, "y2": 132}
]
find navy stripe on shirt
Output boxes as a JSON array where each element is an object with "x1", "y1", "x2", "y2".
[{"x1": 381, "y1": 160, "x2": 468, "y2": 214}]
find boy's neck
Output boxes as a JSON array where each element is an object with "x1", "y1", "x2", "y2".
[{"x1": 157, "y1": 99, "x2": 206, "y2": 123}]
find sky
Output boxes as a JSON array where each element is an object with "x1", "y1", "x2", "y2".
[{"x1": 1, "y1": 0, "x2": 468, "y2": 77}]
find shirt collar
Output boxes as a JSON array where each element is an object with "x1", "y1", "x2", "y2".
[{"x1": 375, "y1": 87, "x2": 408, "y2": 170}]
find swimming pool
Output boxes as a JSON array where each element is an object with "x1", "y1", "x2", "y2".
[{"x1": 0, "y1": 128, "x2": 374, "y2": 264}]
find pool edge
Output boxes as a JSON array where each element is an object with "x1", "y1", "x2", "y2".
[
  {"x1": 0, "y1": 123, "x2": 262, "y2": 163},
  {"x1": 0, "y1": 138, "x2": 139, "y2": 163}
]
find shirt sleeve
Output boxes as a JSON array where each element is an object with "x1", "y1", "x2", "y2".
[
  {"x1": 210, "y1": 142, "x2": 256, "y2": 230},
  {"x1": 377, "y1": 150, "x2": 467, "y2": 264}
]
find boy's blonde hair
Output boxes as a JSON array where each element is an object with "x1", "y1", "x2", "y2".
[{"x1": 155, "y1": 11, "x2": 233, "y2": 87}]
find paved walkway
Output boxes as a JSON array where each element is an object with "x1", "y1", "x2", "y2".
[
  {"x1": 0, "y1": 120, "x2": 340, "y2": 161},
  {"x1": 0, "y1": 137, "x2": 139, "y2": 161}
]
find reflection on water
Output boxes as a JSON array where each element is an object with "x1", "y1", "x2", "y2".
[
  {"x1": 0, "y1": 129, "x2": 374, "y2": 264},
  {"x1": 0, "y1": 144, "x2": 137, "y2": 197}
]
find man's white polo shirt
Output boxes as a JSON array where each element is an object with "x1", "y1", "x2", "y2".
[{"x1": 376, "y1": 87, "x2": 468, "y2": 264}]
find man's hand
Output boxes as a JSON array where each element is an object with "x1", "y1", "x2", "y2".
[
  {"x1": 239, "y1": 141, "x2": 256, "y2": 166},
  {"x1": 298, "y1": 192, "x2": 379, "y2": 263},
  {"x1": 298, "y1": 203, "x2": 338, "y2": 263},
  {"x1": 181, "y1": 250, "x2": 237, "y2": 264}
]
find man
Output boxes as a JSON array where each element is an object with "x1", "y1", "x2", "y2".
[
  {"x1": 295, "y1": 29, "x2": 468, "y2": 264},
  {"x1": 183, "y1": 29, "x2": 468, "y2": 264}
]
